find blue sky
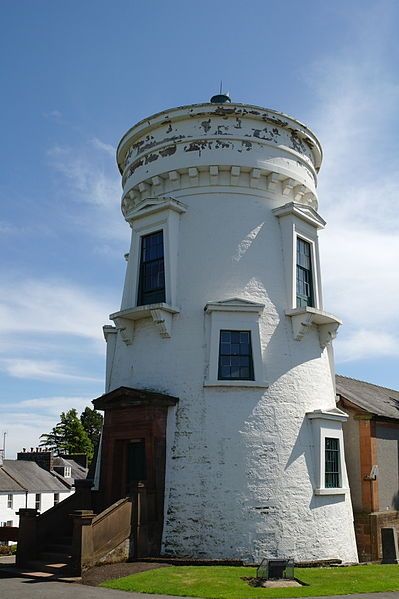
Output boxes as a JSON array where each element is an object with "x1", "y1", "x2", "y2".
[{"x1": 1, "y1": 0, "x2": 399, "y2": 457}]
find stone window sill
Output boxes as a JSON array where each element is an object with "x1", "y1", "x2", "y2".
[
  {"x1": 285, "y1": 307, "x2": 342, "y2": 348},
  {"x1": 110, "y1": 303, "x2": 180, "y2": 344},
  {"x1": 204, "y1": 380, "x2": 269, "y2": 388},
  {"x1": 314, "y1": 487, "x2": 349, "y2": 496}
]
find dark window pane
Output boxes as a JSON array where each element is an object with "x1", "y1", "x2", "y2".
[
  {"x1": 296, "y1": 237, "x2": 314, "y2": 308},
  {"x1": 218, "y1": 330, "x2": 254, "y2": 381},
  {"x1": 138, "y1": 230, "x2": 165, "y2": 306},
  {"x1": 325, "y1": 437, "x2": 340, "y2": 488},
  {"x1": 231, "y1": 366, "x2": 240, "y2": 378},
  {"x1": 240, "y1": 343, "x2": 249, "y2": 355},
  {"x1": 231, "y1": 356, "x2": 240, "y2": 367},
  {"x1": 221, "y1": 365, "x2": 231, "y2": 378},
  {"x1": 220, "y1": 342, "x2": 231, "y2": 355}
]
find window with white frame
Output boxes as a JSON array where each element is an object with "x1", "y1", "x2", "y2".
[
  {"x1": 7, "y1": 494, "x2": 12, "y2": 509},
  {"x1": 64, "y1": 466, "x2": 71, "y2": 478},
  {"x1": 54, "y1": 493, "x2": 60, "y2": 505},
  {"x1": 121, "y1": 197, "x2": 186, "y2": 310},
  {"x1": 307, "y1": 408, "x2": 348, "y2": 495},
  {"x1": 110, "y1": 198, "x2": 185, "y2": 343},
  {"x1": 35, "y1": 493, "x2": 41, "y2": 511},
  {"x1": 204, "y1": 298, "x2": 267, "y2": 387},
  {"x1": 272, "y1": 202, "x2": 324, "y2": 310}
]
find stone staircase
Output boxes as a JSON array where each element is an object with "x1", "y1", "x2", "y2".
[
  {"x1": 17, "y1": 488, "x2": 134, "y2": 576},
  {"x1": 20, "y1": 535, "x2": 79, "y2": 581}
]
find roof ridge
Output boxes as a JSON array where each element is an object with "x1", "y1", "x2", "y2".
[{"x1": 336, "y1": 374, "x2": 399, "y2": 395}]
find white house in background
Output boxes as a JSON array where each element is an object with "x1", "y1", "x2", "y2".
[
  {"x1": 0, "y1": 459, "x2": 71, "y2": 531},
  {"x1": 0, "y1": 449, "x2": 88, "y2": 535},
  {"x1": 93, "y1": 94, "x2": 358, "y2": 563}
]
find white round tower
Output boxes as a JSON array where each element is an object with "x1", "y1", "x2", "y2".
[{"x1": 99, "y1": 97, "x2": 358, "y2": 563}]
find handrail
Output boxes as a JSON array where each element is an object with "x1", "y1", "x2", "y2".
[
  {"x1": 91, "y1": 497, "x2": 129, "y2": 526},
  {"x1": 72, "y1": 495, "x2": 133, "y2": 573},
  {"x1": 92, "y1": 497, "x2": 132, "y2": 559}
]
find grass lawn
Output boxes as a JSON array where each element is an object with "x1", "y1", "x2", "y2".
[{"x1": 101, "y1": 564, "x2": 399, "y2": 598}]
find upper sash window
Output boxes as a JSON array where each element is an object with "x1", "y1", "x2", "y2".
[
  {"x1": 296, "y1": 237, "x2": 314, "y2": 308},
  {"x1": 138, "y1": 230, "x2": 166, "y2": 306}
]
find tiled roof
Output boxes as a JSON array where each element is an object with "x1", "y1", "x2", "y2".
[
  {"x1": 1, "y1": 460, "x2": 69, "y2": 493},
  {"x1": 336, "y1": 375, "x2": 399, "y2": 420},
  {"x1": 0, "y1": 467, "x2": 25, "y2": 492}
]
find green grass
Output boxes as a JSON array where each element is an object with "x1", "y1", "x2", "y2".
[{"x1": 101, "y1": 564, "x2": 399, "y2": 598}]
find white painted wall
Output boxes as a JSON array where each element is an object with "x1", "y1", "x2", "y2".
[
  {"x1": 0, "y1": 490, "x2": 71, "y2": 528},
  {"x1": 104, "y1": 101, "x2": 358, "y2": 563}
]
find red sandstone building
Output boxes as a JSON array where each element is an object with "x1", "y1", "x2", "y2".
[{"x1": 337, "y1": 375, "x2": 399, "y2": 561}]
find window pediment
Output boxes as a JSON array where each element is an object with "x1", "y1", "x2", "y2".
[
  {"x1": 273, "y1": 202, "x2": 326, "y2": 229},
  {"x1": 125, "y1": 196, "x2": 187, "y2": 222},
  {"x1": 205, "y1": 298, "x2": 265, "y2": 314}
]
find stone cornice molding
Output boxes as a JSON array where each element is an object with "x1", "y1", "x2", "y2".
[{"x1": 121, "y1": 165, "x2": 318, "y2": 218}]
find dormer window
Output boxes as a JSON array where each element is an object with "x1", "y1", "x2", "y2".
[
  {"x1": 137, "y1": 230, "x2": 165, "y2": 306},
  {"x1": 64, "y1": 466, "x2": 71, "y2": 478},
  {"x1": 296, "y1": 237, "x2": 314, "y2": 308}
]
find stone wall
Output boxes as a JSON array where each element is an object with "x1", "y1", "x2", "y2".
[{"x1": 354, "y1": 511, "x2": 399, "y2": 561}]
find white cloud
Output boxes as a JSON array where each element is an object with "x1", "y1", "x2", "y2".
[
  {"x1": 43, "y1": 109, "x2": 62, "y2": 121},
  {"x1": 0, "y1": 358, "x2": 102, "y2": 383},
  {"x1": 1, "y1": 395, "x2": 93, "y2": 416},
  {"x1": 305, "y1": 7, "x2": 399, "y2": 365},
  {"x1": 47, "y1": 139, "x2": 127, "y2": 243},
  {"x1": 0, "y1": 278, "x2": 114, "y2": 343},
  {"x1": 0, "y1": 395, "x2": 97, "y2": 458},
  {"x1": 0, "y1": 277, "x2": 117, "y2": 382},
  {"x1": 90, "y1": 137, "x2": 116, "y2": 157},
  {"x1": 335, "y1": 329, "x2": 399, "y2": 363}
]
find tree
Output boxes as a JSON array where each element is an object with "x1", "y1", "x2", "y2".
[
  {"x1": 80, "y1": 407, "x2": 103, "y2": 449},
  {"x1": 40, "y1": 408, "x2": 94, "y2": 463}
]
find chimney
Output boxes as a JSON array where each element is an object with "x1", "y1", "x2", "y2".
[{"x1": 17, "y1": 449, "x2": 54, "y2": 471}]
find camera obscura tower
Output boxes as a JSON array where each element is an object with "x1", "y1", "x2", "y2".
[{"x1": 94, "y1": 95, "x2": 358, "y2": 563}]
